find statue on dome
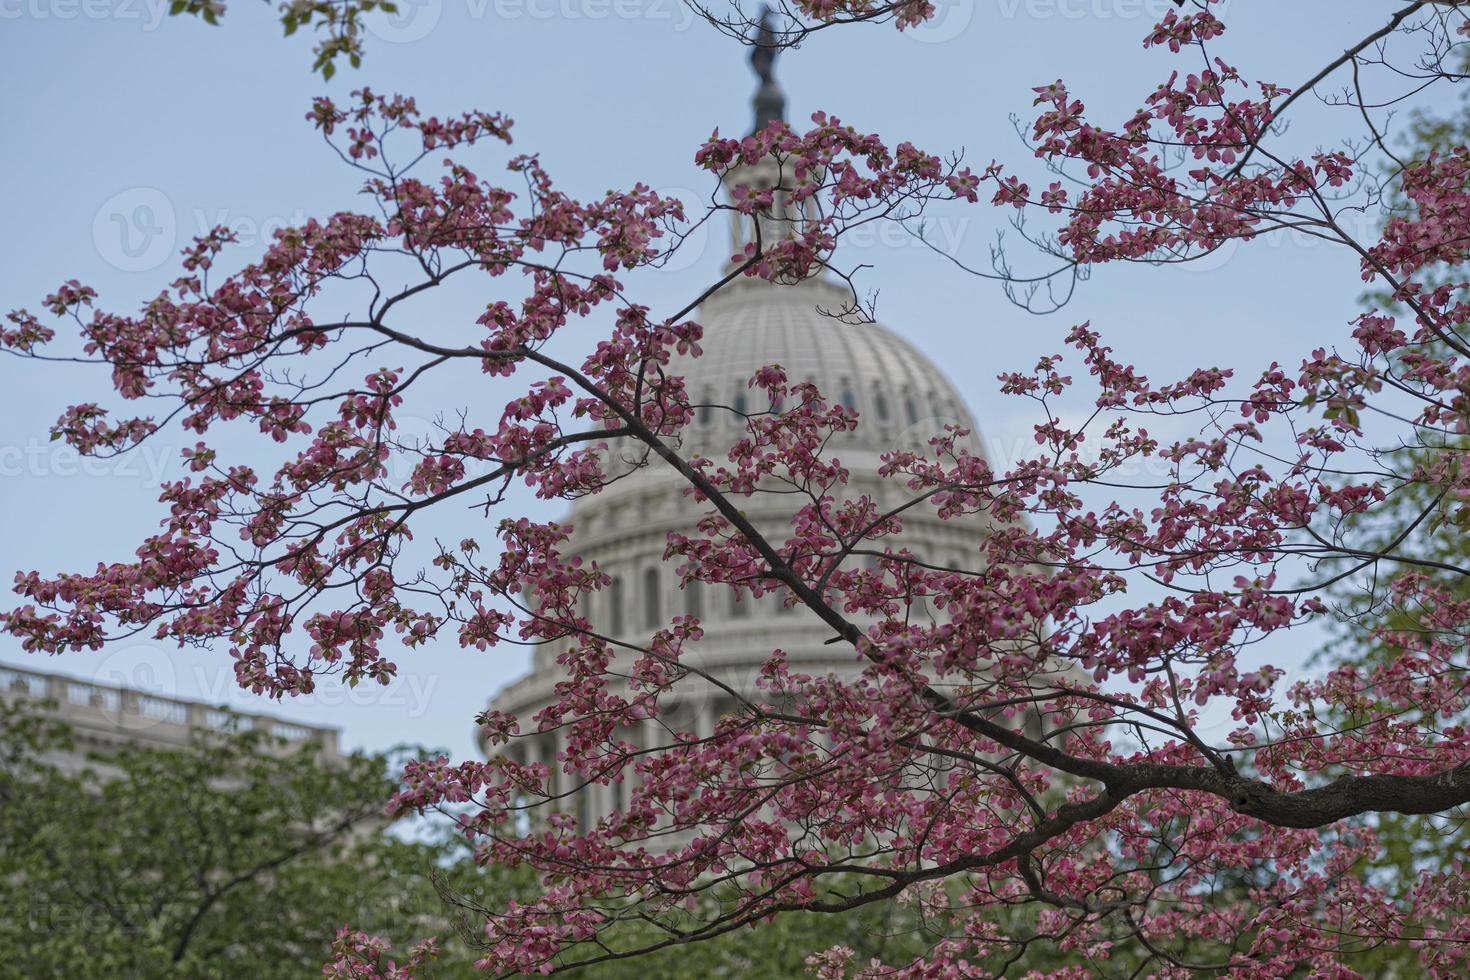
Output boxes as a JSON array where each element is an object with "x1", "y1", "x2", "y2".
[{"x1": 749, "y1": 7, "x2": 785, "y2": 133}]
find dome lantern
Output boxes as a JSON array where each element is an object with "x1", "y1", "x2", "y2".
[
  {"x1": 478, "y1": 42, "x2": 995, "y2": 820},
  {"x1": 748, "y1": 6, "x2": 785, "y2": 135}
]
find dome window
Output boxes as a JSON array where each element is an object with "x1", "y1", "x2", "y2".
[
  {"x1": 874, "y1": 389, "x2": 890, "y2": 422},
  {"x1": 698, "y1": 389, "x2": 714, "y2": 426},
  {"x1": 839, "y1": 380, "x2": 857, "y2": 413},
  {"x1": 643, "y1": 568, "x2": 661, "y2": 629},
  {"x1": 904, "y1": 395, "x2": 919, "y2": 426},
  {"x1": 733, "y1": 390, "x2": 748, "y2": 417},
  {"x1": 685, "y1": 580, "x2": 703, "y2": 620},
  {"x1": 608, "y1": 576, "x2": 625, "y2": 636}
]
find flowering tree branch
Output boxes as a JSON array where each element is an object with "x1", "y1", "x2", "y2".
[{"x1": 9, "y1": 3, "x2": 1470, "y2": 975}]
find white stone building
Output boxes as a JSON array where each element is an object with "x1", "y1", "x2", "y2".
[
  {"x1": 482, "y1": 72, "x2": 994, "y2": 827},
  {"x1": 1, "y1": 663, "x2": 341, "y2": 773}
]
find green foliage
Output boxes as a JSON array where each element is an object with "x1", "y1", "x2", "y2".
[
  {"x1": 1313, "y1": 61, "x2": 1470, "y2": 980},
  {"x1": 565, "y1": 900, "x2": 1093, "y2": 979},
  {"x1": 0, "y1": 699, "x2": 1088, "y2": 978},
  {"x1": 164, "y1": 0, "x2": 400, "y2": 78},
  {"x1": 536, "y1": 890, "x2": 943, "y2": 978},
  {"x1": 0, "y1": 696, "x2": 496, "y2": 978},
  {"x1": 431, "y1": 866, "x2": 1105, "y2": 977}
]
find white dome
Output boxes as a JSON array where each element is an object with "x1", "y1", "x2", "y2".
[
  {"x1": 672, "y1": 276, "x2": 982, "y2": 458},
  {"x1": 487, "y1": 276, "x2": 991, "y2": 749},
  {"x1": 481, "y1": 90, "x2": 1001, "y2": 832}
]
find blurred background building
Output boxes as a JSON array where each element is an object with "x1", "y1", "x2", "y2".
[
  {"x1": 1, "y1": 662, "x2": 340, "y2": 773},
  {"x1": 483, "y1": 50, "x2": 993, "y2": 826}
]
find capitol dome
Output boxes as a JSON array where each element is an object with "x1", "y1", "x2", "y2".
[
  {"x1": 483, "y1": 281, "x2": 992, "y2": 821},
  {"x1": 672, "y1": 274, "x2": 981, "y2": 460},
  {"x1": 481, "y1": 74, "x2": 995, "y2": 829}
]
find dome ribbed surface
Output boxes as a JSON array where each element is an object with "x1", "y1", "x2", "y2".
[
  {"x1": 667, "y1": 278, "x2": 981, "y2": 456},
  {"x1": 485, "y1": 276, "x2": 993, "y2": 765}
]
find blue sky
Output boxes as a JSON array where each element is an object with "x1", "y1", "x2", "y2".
[{"x1": 0, "y1": 1, "x2": 1423, "y2": 758}]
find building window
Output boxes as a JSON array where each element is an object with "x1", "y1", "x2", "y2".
[
  {"x1": 698, "y1": 388, "x2": 714, "y2": 425},
  {"x1": 576, "y1": 784, "x2": 591, "y2": 830},
  {"x1": 730, "y1": 587, "x2": 748, "y2": 618},
  {"x1": 608, "y1": 576, "x2": 625, "y2": 636},
  {"x1": 1023, "y1": 708, "x2": 1046, "y2": 743},
  {"x1": 685, "y1": 580, "x2": 703, "y2": 620},
  {"x1": 643, "y1": 567, "x2": 660, "y2": 629},
  {"x1": 542, "y1": 738, "x2": 559, "y2": 798},
  {"x1": 733, "y1": 389, "x2": 748, "y2": 417}
]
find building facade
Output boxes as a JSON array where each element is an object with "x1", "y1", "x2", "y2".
[
  {"x1": 1, "y1": 662, "x2": 340, "y2": 773},
  {"x1": 482, "y1": 89, "x2": 994, "y2": 826}
]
